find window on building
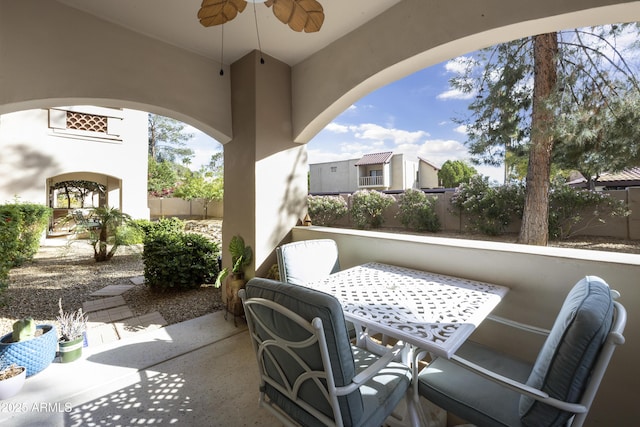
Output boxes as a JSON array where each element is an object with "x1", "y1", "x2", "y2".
[{"x1": 330, "y1": 166, "x2": 337, "y2": 172}]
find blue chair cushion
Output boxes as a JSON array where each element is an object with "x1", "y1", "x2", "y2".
[
  {"x1": 277, "y1": 239, "x2": 340, "y2": 285},
  {"x1": 418, "y1": 340, "x2": 532, "y2": 427},
  {"x1": 245, "y1": 278, "x2": 362, "y2": 425},
  {"x1": 519, "y1": 276, "x2": 614, "y2": 426},
  {"x1": 245, "y1": 278, "x2": 410, "y2": 427}
]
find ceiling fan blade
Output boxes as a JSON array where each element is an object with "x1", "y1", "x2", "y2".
[
  {"x1": 198, "y1": 0, "x2": 248, "y2": 27},
  {"x1": 266, "y1": 0, "x2": 324, "y2": 33}
]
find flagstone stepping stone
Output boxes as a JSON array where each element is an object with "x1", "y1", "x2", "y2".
[
  {"x1": 85, "y1": 324, "x2": 119, "y2": 347},
  {"x1": 83, "y1": 295, "x2": 126, "y2": 313},
  {"x1": 113, "y1": 312, "x2": 167, "y2": 339},
  {"x1": 86, "y1": 305, "x2": 134, "y2": 324},
  {"x1": 129, "y1": 276, "x2": 145, "y2": 285},
  {"x1": 89, "y1": 284, "x2": 134, "y2": 297}
]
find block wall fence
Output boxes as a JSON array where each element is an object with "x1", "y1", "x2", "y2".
[{"x1": 148, "y1": 187, "x2": 640, "y2": 240}]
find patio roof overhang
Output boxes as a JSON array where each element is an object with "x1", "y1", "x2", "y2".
[{"x1": 2, "y1": 2, "x2": 640, "y2": 424}]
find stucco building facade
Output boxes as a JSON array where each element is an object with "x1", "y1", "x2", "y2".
[
  {"x1": 0, "y1": 106, "x2": 149, "y2": 221},
  {"x1": 309, "y1": 152, "x2": 441, "y2": 193}
]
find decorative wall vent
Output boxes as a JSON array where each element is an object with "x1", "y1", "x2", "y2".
[{"x1": 66, "y1": 112, "x2": 108, "y2": 133}]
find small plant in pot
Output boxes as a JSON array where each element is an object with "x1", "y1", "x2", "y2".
[
  {"x1": 0, "y1": 318, "x2": 57, "y2": 377},
  {"x1": 215, "y1": 235, "x2": 253, "y2": 322},
  {"x1": 0, "y1": 363, "x2": 26, "y2": 400},
  {"x1": 57, "y1": 299, "x2": 88, "y2": 363}
]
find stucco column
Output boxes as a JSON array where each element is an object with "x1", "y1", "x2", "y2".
[{"x1": 222, "y1": 51, "x2": 308, "y2": 283}]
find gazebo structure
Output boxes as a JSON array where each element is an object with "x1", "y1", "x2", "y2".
[{"x1": 2, "y1": 1, "x2": 639, "y2": 424}]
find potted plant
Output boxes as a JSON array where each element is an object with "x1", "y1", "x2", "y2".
[
  {"x1": 0, "y1": 318, "x2": 57, "y2": 377},
  {"x1": 0, "y1": 364, "x2": 26, "y2": 400},
  {"x1": 215, "y1": 235, "x2": 253, "y2": 322},
  {"x1": 57, "y1": 299, "x2": 88, "y2": 363}
]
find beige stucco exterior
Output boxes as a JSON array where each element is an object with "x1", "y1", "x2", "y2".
[
  {"x1": 3, "y1": 0, "x2": 639, "y2": 270},
  {"x1": 0, "y1": 107, "x2": 149, "y2": 219},
  {"x1": 2, "y1": 1, "x2": 640, "y2": 424},
  {"x1": 310, "y1": 154, "x2": 439, "y2": 193}
]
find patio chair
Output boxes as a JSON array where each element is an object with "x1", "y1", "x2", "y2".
[
  {"x1": 71, "y1": 209, "x2": 101, "y2": 231},
  {"x1": 276, "y1": 238, "x2": 359, "y2": 339},
  {"x1": 276, "y1": 239, "x2": 341, "y2": 285},
  {"x1": 417, "y1": 275, "x2": 626, "y2": 427},
  {"x1": 239, "y1": 277, "x2": 412, "y2": 427}
]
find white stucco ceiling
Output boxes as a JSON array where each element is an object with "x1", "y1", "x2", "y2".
[{"x1": 56, "y1": 0, "x2": 402, "y2": 66}]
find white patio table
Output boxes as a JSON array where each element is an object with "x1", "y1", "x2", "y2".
[
  {"x1": 301, "y1": 261, "x2": 509, "y2": 359},
  {"x1": 300, "y1": 261, "x2": 510, "y2": 426}
]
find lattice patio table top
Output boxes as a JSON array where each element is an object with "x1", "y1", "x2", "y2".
[{"x1": 302, "y1": 262, "x2": 509, "y2": 359}]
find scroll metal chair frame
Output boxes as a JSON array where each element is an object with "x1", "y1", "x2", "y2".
[
  {"x1": 418, "y1": 276, "x2": 626, "y2": 427},
  {"x1": 239, "y1": 284, "x2": 412, "y2": 427}
]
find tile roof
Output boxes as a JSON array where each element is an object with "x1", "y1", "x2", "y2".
[
  {"x1": 354, "y1": 151, "x2": 394, "y2": 166},
  {"x1": 597, "y1": 167, "x2": 640, "y2": 184}
]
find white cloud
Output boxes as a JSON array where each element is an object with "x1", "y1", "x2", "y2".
[
  {"x1": 325, "y1": 122, "x2": 350, "y2": 133},
  {"x1": 437, "y1": 56, "x2": 479, "y2": 100},
  {"x1": 352, "y1": 123, "x2": 430, "y2": 145},
  {"x1": 437, "y1": 88, "x2": 475, "y2": 100},
  {"x1": 453, "y1": 124, "x2": 467, "y2": 134},
  {"x1": 444, "y1": 56, "x2": 476, "y2": 74}
]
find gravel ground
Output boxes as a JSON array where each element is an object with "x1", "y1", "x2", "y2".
[
  {"x1": 1, "y1": 219, "x2": 637, "y2": 336},
  {"x1": 0, "y1": 220, "x2": 225, "y2": 336}
]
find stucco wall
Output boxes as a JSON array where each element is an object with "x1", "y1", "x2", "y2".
[{"x1": 0, "y1": 108, "x2": 149, "y2": 219}]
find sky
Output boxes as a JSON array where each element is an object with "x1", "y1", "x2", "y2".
[
  {"x1": 184, "y1": 24, "x2": 639, "y2": 185},
  {"x1": 186, "y1": 57, "x2": 505, "y2": 183},
  {"x1": 187, "y1": 57, "x2": 504, "y2": 182},
  {"x1": 305, "y1": 60, "x2": 505, "y2": 183}
]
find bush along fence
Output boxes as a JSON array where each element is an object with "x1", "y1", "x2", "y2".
[
  {"x1": 0, "y1": 203, "x2": 52, "y2": 291},
  {"x1": 307, "y1": 182, "x2": 639, "y2": 240}
]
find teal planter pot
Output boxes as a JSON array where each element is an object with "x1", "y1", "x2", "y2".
[{"x1": 0, "y1": 325, "x2": 57, "y2": 377}]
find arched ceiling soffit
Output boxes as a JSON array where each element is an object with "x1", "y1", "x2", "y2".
[
  {"x1": 1, "y1": 98, "x2": 226, "y2": 147},
  {"x1": 0, "y1": 1, "x2": 231, "y2": 144},
  {"x1": 292, "y1": 0, "x2": 640, "y2": 144}
]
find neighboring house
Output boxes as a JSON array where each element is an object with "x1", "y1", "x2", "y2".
[
  {"x1": 309, "y1": 151, "x2": 440, "y2": 193},
  {"x1": 0, "y1": 106, "x2": 150, "y2": 231},
  {"x1": 595, "y1": 167, "x2": 640, "y2": 189},
  {"x1": 568, "y1": 167, "x2": 640, "y2": 190}
]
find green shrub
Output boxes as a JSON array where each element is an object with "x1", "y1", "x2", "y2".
[
  {"x1": 548, "y1": 182, "x2": 630, "y2": 240},
  {"x1": 0, "y1": 205, "x2": 21, "y2": 291},
  {"x1": 396, "y1": 189, "x2": 441, "y2": 232},
  {"x1": 11, "y1": 203, "x2": 51, "y2": 266},
  {"x1": 307, "y1": 195, "x2": 348, "y2": 226},
  {"x1": 451, "y1": 176, "x2": 525, "y2": 235},
  {"x1": 350, "y1": 190, "x2": 394, "y2": 229},
  {"x1": 115, "y1": 223, "x2": 146, "y2": 245},
  {"x1": 142, "y1": 231, "x2": 219, "y2": 292},
  {"x1": 141, "y1": 217, "x2": 185, "y2": 235}
]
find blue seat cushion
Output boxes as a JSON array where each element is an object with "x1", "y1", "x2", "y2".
[
  {"x1": 245, "y1": 278, "x2": 361, "y2": 425},
  {"x1": 418, "y1": 340, "x2": 532, "y2": 427},
  {"x1": 245, "y1": 278, "x2": 410, "y2": 427},
  {"x1": 519, "y1": 276, "x2": 614, "y2": 426}
]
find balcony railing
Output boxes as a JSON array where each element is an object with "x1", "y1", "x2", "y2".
[{"x1": 359, "y1": 175, "x2": 384, "y2": 187}]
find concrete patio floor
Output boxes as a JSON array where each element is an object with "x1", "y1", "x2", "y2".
[{"x1": 0, "y1": 311, "x2": 281, "y2": 426}]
